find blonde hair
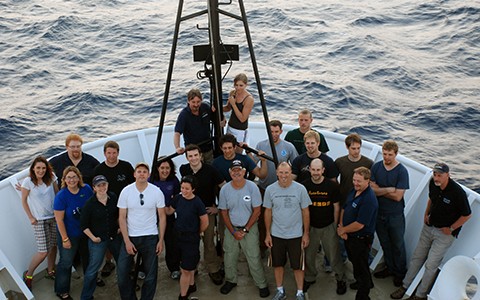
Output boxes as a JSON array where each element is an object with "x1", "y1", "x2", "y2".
[
  {"x1": 234, "y1": 73, "x2": 248, "y2": 85},
  {"x1": 61, "y1": 166, "x2": 85, "y2": 189},
  {"x1": 303, "y1": 130, "x2": 320, "y2": 143}
]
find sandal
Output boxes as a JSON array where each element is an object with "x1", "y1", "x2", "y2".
[
  {"x1": 45, "y1": 269, "x2": 56, "y2": 280},
  {"x1": 23, "y1": 271, "x2": 33, "y2": 290},
  {"x1": 56, "y1": 293, "x2": 72, "y2": 300}
]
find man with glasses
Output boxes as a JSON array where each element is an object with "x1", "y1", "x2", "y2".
[
  {"x1": 117, "y1": 162, "x2": 166, "y2": 300},
  {"x1": 50, "y1": 133, "x2": 100, "y2": 186},
  {"x1": 179, "y1": 144, "x2": 226, "y2": 285}
]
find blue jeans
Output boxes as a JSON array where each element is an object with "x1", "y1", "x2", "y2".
[
  {"x1": 376, "y1": 213, "x2": 407, "y2": 278},
  {"x1": 81, "y1": 235, "x2": 121, "y2": 300},
  {"x1": 117, "y1": 235, "x2": 159, "y2": 300},
  {"x1": 55, "y1": 233, "x2": 81, "y2": 295}
]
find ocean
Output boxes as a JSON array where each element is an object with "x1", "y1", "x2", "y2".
[{"x1": 1, "y1": 0, "x2": 479, "y2": 192}]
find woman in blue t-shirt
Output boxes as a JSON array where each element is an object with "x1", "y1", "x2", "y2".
[
  {"x1": 54, "y1": 166, "x2": 93, "y2": 300},
  {"x1": 152, "y1": 157, "x2": 181, "y2": 279},
  {"x1": 167, "y1": 175, "x2": 208, "y2": 300}
]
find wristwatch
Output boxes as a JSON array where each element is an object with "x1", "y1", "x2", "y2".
[{"x1": 242, "y1": 227, "x2": 249, "y2": 233}]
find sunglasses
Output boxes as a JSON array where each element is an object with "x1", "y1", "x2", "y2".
[{"x1": 139, "y1": 193, "x2": 144, "y2": 206}]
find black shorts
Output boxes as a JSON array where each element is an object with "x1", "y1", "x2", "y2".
[
  {"x1": 271, "y1": 236, "x2": 304, "y2": 270},
  {"x1": 177, "y1": 231, "x2": 200, "y2": 271}
]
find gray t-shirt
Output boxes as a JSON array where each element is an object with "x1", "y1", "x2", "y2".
[
  {"x1": 218, "y1": 180, "x2": 262, "y2": 227},
  {"x1": 263, "y1": 181, "x2": 311, "y2": 239},
  {"x1": 255, "y1": 139, "x2": 298, "y2": 189}
]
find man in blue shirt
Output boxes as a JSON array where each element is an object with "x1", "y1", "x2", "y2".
[
  {"x1": 174, "y1": 88, "x2": 215, "y2": 163},
  {"x1": 370, "y1": 140, "x2": 409, "y2": 287},
  {"x1": 337, "y1": 167, "x2": 378, "y2": 300}
]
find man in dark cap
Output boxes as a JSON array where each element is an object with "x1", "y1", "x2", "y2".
[
  {"x1": 390, "y1": 163, "x2": 471, "y2": 300},
  {"x1": 218, "y1": 160, "x2": 269, "y2": 297}
]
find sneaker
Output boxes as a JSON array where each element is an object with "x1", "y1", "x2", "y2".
[
  {"x1": 374, "y1": 268, "x2": 393, "y2": 279},
  {"x1": 96, "y1": 277, "x2": 105, "y2": 287},
  {"x1": 259, "y1": 287, "x2": 270, "y2": 298},
  {"x1": 171, "y1": 270, "x2": 181, "y2": 280},
  {"x1": 336, "y1": 280, "x2": 347, "y2": 295},
  {"x1": 138, "y1": 271, "x2": 146, "y2": 280},
  {"x1": 44, "y1": 269, "x2": 56, "y2": 280},
  {"x1": 209, "y1": 271, "x2": 224, "y2": 285},
  {"x1": 390, "y1": 286, "x2": 407, "y2": 299},
  {"x1": 296, "y1": 293, "x2": 305, "y2": 300},
  {"x1": 350, "y1": 281, "x2": 374, "y2": 290},
  {"x1": 407, "y1": 295, "x2": 427, "y2": 300},
  {"x1": 187, "y1": 283, "x2": 197, "y2": 295},
  {"x1": 101, "y1": 260, "x2": 115, "y2": 277},
  {"x1": 220, "y1": 281, "x2": 237, "y2": 294},
  {"x1": 303, "y1": 280, "x2": 315, "y2": 293},
  {"x1": 23, "y1": 271, "x2": 32, "y2": 290},
  {"x1": 272, "y1": 290, "x2": 286, "y2": 300}
]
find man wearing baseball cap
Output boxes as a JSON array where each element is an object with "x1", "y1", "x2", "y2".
[
  {"x1": 391, "y1": 163, "x2": 471, "y2": 300},
  {"x1": 218, "y1": 160, "x2": 269, "y2": 297}
]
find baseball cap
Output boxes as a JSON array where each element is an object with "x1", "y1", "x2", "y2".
[
  {"x1": 92, "y1": 175, "x2": 108, "y2": 186},
  {"x1": 432, "y1": 163, "x2": 449, "y2": 173},
  {"x1": 135, "y1": 162, "x2": 150, "y2": 171},
  {"x1": 230, "y1": 159, "x2": 244, "y2": 170}
]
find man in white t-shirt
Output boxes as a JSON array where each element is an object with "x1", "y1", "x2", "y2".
[{"x1": 117, "y1": 162, "x2": 166, "y2": 300}]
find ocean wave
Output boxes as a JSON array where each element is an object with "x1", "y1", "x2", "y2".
[{"x1": 0, "y1": 0, "x2": 479, "y2": 191}]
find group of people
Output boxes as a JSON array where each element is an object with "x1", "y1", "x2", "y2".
[{"x1": 20, "y1": 78, "x2": 472, "y2": 300}]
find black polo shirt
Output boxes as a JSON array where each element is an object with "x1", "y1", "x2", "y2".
[
  {"x1": 180, "y1": 163, "x2": 224, "y2": 207},
  {"x1": 428, "y1": 177, "x2": 471, "y2": 236},
  {"x1": 80, "y1": 192, "x2": 119, "y2": 240}
]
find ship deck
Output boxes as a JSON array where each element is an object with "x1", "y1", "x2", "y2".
[{"x1": 28, "y1": 250, "x2": 398, "y2": 300}]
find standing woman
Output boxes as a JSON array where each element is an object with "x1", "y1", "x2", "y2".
[
  {"x1": 21, "y1": 156, "x2": 59, "y2": 289},
  {"x1": 151, "y1": 157, "x2": 181, "y2": 279},
  {"x1": 223, "y1": 73, "x2": 254, "y2": 150},
  {"x1": 80, "y1": 175, "x2": 121, "y2": 300},
  {"x1": 167, "y1": 175, "x2": 208, "y2": 300},
  {"x1": 54, "y1": 166, "x2": 93, "y2": 300}
]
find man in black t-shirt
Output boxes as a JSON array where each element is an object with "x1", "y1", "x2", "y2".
[
  {"x1": 291, "y1": 130, "x2": 338, "y2": 183},
  {"x1": 302, "y1": 159, "x2": 346, "y2": 295},
  {"x1": 94, "y1": 141, "x2": 134, "y2": 198},
  {"x1": 180, "y1": 144, "x2": 225, "y2": 285},
  {"x1": 391, "y1": 163, "x2": 471, "y2": 300},
  {"x1": 93, "y1": 140, "x2": 134, "y2": 277}
]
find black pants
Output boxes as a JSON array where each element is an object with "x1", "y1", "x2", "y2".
[
  {"x1": 164, "y1": 215, "x2": 181, "y2": 272},
  {"x1": 345, "y1": 235, "x2": 374, "y2": 300}
]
